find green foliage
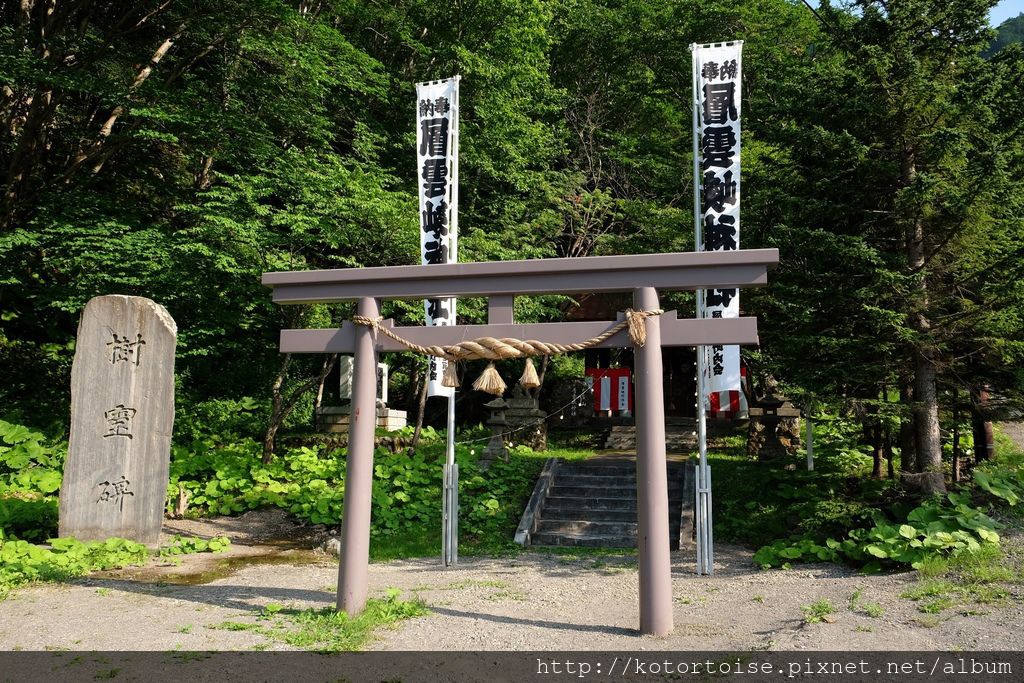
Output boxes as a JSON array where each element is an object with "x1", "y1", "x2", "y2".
[
  {"x1": 169, "y1": 436, "x2": 545, "y2": 553},
  {"x1": 710, "y1": 417, "x2": 893, "y2": 547},
  {"x1": 210, "y1": 590, "x2": 427, "y2": 651},
  {"x1": 737, "y1": 412, "x2": 1021, "y2": 573},
  {"x1": 0, "y1": 531, "x2": 233, "y2": 597},
  {"x1": 901, "y1": 543, "x2": 1016, "y2": 614},
  {"x1": 848, "y1": 589, "x2": 885, "y2": 619},
  {"x1": 0, "y1": 495, "x2": 57, "y2": 543},
  {"x1": 0, "y1": 419, "x2": 65, "y2": 541},
  {"x1": 753, "y1": 492, "x2": 1002, "y2": 571},
  {"x1": 175, "y1": 398, "x2": 270, "y2": 444},
  {"x1": 800, "y1": 598, "x2": 835, "y2": 624},
  {"x1": 972, "y1": 464, "x2": 1024, "y2": 506},
  {"x1": 275, "y1": 591, "x2": 428, "y2": 651},
  {"x1": 0, "y1": 419, "x2": 64, "y2": 494},
  {"x1": 159, "y1": 535, "x2": 232, "y2": 557},
  {"x1": 0, "y1": 536, "x2": 149, "y2": 598}
]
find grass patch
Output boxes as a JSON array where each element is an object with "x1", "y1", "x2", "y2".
[
  {"x1": 801, "y1": 598, "x2": 835, "y2": 624},
  {"x1": 443, "y1": 579, "x2": 508, "y2": 590},
  {"x1": 485, "y1": 589, "x2": 526, "y2": 602},
  {"x1": 677, "y1": 595, "x2": 707, "y2": 605},
  {"x1": 901, "y1": 543, "x2": 1018, "y2": 613},
  {"x1": 208, "y1": 621, "x2": 260, "y2": 632},
  {"x1": 208, "y1": 590, "x2": 427, "y2": 651},
  {"x1": 848, "y1": 588, "x2": 884, "y2": 618},
  {"x1": 861, "y1": 602, "x2": 884, "y2": 618}
]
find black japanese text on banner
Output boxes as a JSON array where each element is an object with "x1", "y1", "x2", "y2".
[
  {"x1": 693, "y1": 42, "x2": 742, "y2": 413},
  {"x1": 416, "y1": 77, "x2": 460, "y2": 397}
]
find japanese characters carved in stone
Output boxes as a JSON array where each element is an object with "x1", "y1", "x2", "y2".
[{"x1": 59, "y1": 295, "x2": 177, "y2": 545}]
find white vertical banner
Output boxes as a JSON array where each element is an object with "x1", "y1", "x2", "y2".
[
  {"x1": 599, "y1": 376, "x2": 611, "y2": 412},
  {"x1": 693, "y1": 42, "x2": 742, "y2": 412},
  {"x1": 416, "y1": 76, "x2": 460, "y2": 397}
]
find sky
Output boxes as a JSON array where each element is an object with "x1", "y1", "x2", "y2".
[
  {"x1": 811, "y1": 1, "x2": 1022, "y2": 26},
  {"x1": 991, "y1": 0, "x2": 1024, "y2": 26}
]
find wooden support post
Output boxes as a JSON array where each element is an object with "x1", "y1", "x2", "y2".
[
  {"x1": 633, "y1": 287, "x2": 673, "y2": 636},
  {"x1": 337, "y1": 297, "x2": 379, "y2": 615}
]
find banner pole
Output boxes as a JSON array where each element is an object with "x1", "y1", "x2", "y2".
[
  {"x1": 691, "y1": 43, "x2": 711, "y2": 576},
  {"x1": 417, "y1": 76, "x2": 460, "y2": 568},
  {"x1": 443, "y1": 76, "x2": 461, "y2": 568}
]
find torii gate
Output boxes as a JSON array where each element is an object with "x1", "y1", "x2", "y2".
[{"x1": 262, "y1": 248, "x2": 778, "y2": 636}]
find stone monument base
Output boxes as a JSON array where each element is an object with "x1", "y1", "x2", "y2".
[{"x1": 317, "y1": 405, "x2": 407, "y2": 433}]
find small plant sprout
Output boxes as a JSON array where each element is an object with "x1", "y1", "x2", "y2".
[{"x1": 801, "y1": 599, "x2": 836, "y2": 624}]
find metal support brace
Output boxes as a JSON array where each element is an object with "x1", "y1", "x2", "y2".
[{"x1": 442, "y1": 460, "x2": 459, "y2": 567}]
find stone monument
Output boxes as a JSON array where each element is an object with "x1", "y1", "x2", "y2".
[
  {"x1": 480, "y1": 397, "x2": 509, "y2": 470},
  {"x1": 318, "y1": 358, "x2": 407, "y2": 432},
  {"x1": 59, "y1": 295, "x2": 177, "y2": 545},
  {"x1": 504, "y1": 384, "x2": 547, "y2": 451}
]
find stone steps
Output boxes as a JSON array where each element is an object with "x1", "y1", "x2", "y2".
[
  {"x1": 530, "y1": 532, "x2": 639, "y2": 548},
  {"x1": 527, "y1": 457, "x2": 687, "y2": 550},
  {"x1": 603, "y1": 423, "x2": 697, "y2": 452}
]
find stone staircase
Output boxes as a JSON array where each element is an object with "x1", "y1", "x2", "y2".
[
  {"x1": 603, "y1": 419, "x2": 697, "y2": 452},
  {"x1": 526, "y1": 457, "x2": 688, "y2": 549}
]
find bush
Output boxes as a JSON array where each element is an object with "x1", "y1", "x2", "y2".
[
  {"x1": 0, "y1": 419, "x2": 65, "y2": 541},
  {"x1": 168, "y1": 436, "x2": 545, "y2": 551},
  {"x1": 753, "y1": 492, "x2": 1003, "y2": 572},
  {"x1": 0, "y1": 536, "x2": 150, "y2": 597},
  {"x1": 174, "y1": 397, "x2": 270, "y2": 443}
]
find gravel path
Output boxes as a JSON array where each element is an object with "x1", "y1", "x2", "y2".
[
  {"x1": 1000, "y1": 421, "x2": 1024, "y2": 453},
  {"x1": 1, "y1": 541, "x2": 1021, "y2": 651}
]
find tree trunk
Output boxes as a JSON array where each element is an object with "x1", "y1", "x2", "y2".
[
  {"x1": 871, "y1": 422, "x2": 885, "y2": 479},
  {"x1": 952, "y1": 401, "x2": 961, "y2": 483},
  {"x1": 884, "y1": 426, "x2": 895, "y2": 479},
  {"x1": 313, "y1": 359, "x2": 330, "y2": 429},
  {"x1": 263, "y1": 353, "x2": 339, "y2": 463},
  {"x1": 912, "y1": 355, "x2": 945, "y2": 493},
  {"x1": 899, "y1": 380, "x2": 917, "y2": 474},
  {"x1": 263, "y1": 354, "x2": 293, "y2": 463},
  {"x1": 902, "y1": 145, "x2": 944, "y2": 494},
  {"x1": 407, "y1": 367, "x2": 429, "y2": 456},
  {"x1": 528, "y1": 355, "x2": 549, "y2": 401},
  {"x1": 971, "y1": 385, "x2": 994, "y2": 464}
]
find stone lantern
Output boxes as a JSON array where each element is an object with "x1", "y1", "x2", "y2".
[{"x1": 480, "y1": 397, "x2": 510, "y2": 471}]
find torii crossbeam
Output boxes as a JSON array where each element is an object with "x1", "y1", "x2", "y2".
[{"x1": 263, "y1": 248, "x2": 778, "y2": 636}]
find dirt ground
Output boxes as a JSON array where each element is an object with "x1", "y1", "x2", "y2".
[
  {"x1": 1, "y1": 510, "x2": 1022, "y2": 652},
  {"x1": 3, "y1": 423, "x2": 1022, "y2": 653}
]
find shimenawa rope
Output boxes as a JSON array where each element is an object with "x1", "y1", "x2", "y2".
[{"x1": 352, "y1": 308, "x2": 663, "y2": 394}]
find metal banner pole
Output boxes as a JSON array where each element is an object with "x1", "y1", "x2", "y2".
[
  {"x1": 442, "y1": 464, "x2": 450, "y2": 563},
  {"x1": 451, "y1": 462, "x2": 459, "y2": 565},
  {"x1": 444, "y1": 76, "x2": 460, "y2": 567},
  {"x1": 443, "y1": 392, "x2": 457, "y2": 566},
  {"x1": 691, "y1": 43, "x2": 712, "y2": 576}
]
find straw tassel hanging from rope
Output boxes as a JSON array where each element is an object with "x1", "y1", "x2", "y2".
[
  {"x1": 519, "y1": 358, "x2": 540, "y2": 389},
  {"x1": 441, "y1": 360, "x2": 460, "y2": 388},
  {"x1": 352, "y1": 308, "x2": 662, "y2": 397},
  {"x1": 472, "y1": 362, "x2": 506, "y2": 395}
]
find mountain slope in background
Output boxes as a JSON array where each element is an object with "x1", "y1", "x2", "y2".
[{"x1": 986, "y1": 13, "x2": 1024, "y2": 56}]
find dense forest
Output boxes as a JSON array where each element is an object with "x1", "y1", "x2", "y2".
[{"x1": 1, "y1": 0, "x2": 1022, "y2": 495}]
